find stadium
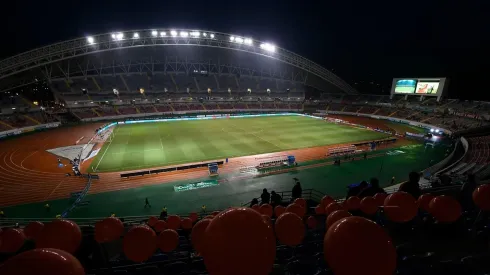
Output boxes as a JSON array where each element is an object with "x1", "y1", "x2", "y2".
[{"x1": 0, "y1": 28, "x2": 489, "y2": 275}]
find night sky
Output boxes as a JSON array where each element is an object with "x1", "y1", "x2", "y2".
[{"x1": 2, "y1": 0, "x2": 488, "y2": 99}]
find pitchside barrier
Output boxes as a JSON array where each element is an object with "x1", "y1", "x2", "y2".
[{"x1": 121, "y1": 160, "x2": 224, "y2": 178}]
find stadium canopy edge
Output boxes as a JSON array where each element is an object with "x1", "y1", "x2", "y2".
[{"x1": 0, "y1": 28, "x2": 357, "y2": 95}]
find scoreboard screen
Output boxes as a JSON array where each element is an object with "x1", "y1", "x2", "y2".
[
  {"x1": 415, "y1": 81, "x2": 439, "y2": 94},
  {"x1": 394, "y1": 79, "x2": 417, "y2": 94},
  {"x1": 391, "y1": 78, "x2": 446, "y2": 98}
]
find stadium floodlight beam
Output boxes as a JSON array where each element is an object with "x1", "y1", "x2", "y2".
[
  {"x1": 244, "y1": 38, "x2": 253, "y2": 45},
  {"x1": 180, "y1": 31, "x2": 189, "y2": 37},
  {"x1": 230, "y1": 36, "x2": 235, "y2": 42},
  {"x1": 87, "y1": 36, "x2": 95, "y2": 44},
  {"x1": 160, "y1": 31, "x2": 166, "y2": 37},
  {"x1": 210, "y1": 33, "x2": 215, "y2": 38},
  {"x1": 111, "y1": 34, "x2": 116, "y2": 39},
  {"x1": 170, "y1": 30, "x2": 178, "y2": 36},
  {"x1": 133, "y1": 33, "x2": 139, "y2": 39},
  {"x1": 190, "y1": 31, "x2": 200, "y2": 37},
  {"x1": 203, "y1": 32, "x2": 207, "y2": 37},
  {"x1": 151, "y1": 30, "x2": 158, "y2": 37},
  {"x1": 235, "y1": 37, "x2": 244, "y2": 44}
]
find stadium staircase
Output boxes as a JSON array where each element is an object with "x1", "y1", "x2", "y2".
[
  {"x1": 388, "y1": 110, "x2": 398, "y2": 117},
  {"x1": 356, "y1": 106, "x2": 363, "y2": 113},
  {"x1": 115, "y1": 106, "x2": 121, "y2": 115},
  {"x1": 372, "y1": 108, "x2": 381, "y2": 115},
  {"x1": 421, "y1": 116, "x2": 434, "y2": 123},
  {"x1": 92, "y1": 77, "x2": 102, "y2": 91},
  {"x1": 18, "y1": 94, "x2": 37, "y2": 108},
  {"x1": 152, "y1": 105, "x2": 159, "y2": 113},
  {"x1": 234, "y1": 75, "x2": 240, "y2": 89},
  {"x1": 200, "y1": 103, "x2": 206, "y2": 110},
  {"x1": 169, "y1": 74, "x2": 178, "y2": 92},
  {"x1": 0, "y1": 120, "x2": 14, "y2": 129},
  {"x1": 341, "y1": 105, "x2": 347, "y2": 112},
  {"x1": 193, "y1": 77, "x2": 200, "y2": 93},
  {"x1": 92, "y1": 108, "x2": 101, "y2": 117},
  {"x1": 213, "y1": 74, "x2": 220, "y2": 90},
  {"x1": 119, "y1": 75, "x2": 131, "y2": 95},
  {"x1": 135, "y1": 106, "x2": 141, "y2": 114},
  {"x1": 22, "y1": 114, "x2": 41, "y2": 125}
]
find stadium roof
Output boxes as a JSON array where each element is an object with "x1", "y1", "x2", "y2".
[{"x1": 0, "y1": 29, "x2": 358, "y2": 94}]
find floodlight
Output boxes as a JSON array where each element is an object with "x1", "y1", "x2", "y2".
[
  {"x1": 430, "y1": 129, "x2": 434, "y2": 133},
  {"x1": 133, "y1": 32, "x2": 139, "y2": 39},
  {"x1": 260, "y1": 43, "x2": 276, "y2": 52},
  {"x1": 235, "y1": 37, "x2": 244, "y2": 43},
  {"x1": 244, "y1": 38, "x2": 253, "y2": 45},
  {"x1": 11, "y1": 107, "x2": 15, "y2": 110},
  {"x1": 190, "y1": 31, "x2": 200, "y2": 37},
  {"x1": 170, "y1": 30, "x2": 178, "y2": 36},
  {"x1": 112, "y1": 32, "x2": 124, "y2": 40},
  {"x1": 230, "y1": 36, "x2": 235, "y2": 41},
  {"x1": 180, "y1": 31, "x2": 189, "y2": 37},
  {"x1": 151, "y1": 30, "x2": 158, "y2": 36},
  {"x1": 210, "y1": 33, "x2": 215, "y2": 38},
  {"x1": 160, "y1": 31, "x2": 166, "y2": 37},
  {"x1": 87, "y1": 36, "x2": 95, "y2": 44},
  {"x1": 203, "y1": 32, "x2": 207, "y2": 37}
]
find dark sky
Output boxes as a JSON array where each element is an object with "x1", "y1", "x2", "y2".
[{"x1": 2, "y1": 0, "x2": 489, "y2": 99}]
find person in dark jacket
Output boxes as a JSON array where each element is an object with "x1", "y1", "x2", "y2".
[
  {"x1": 261, "y1": 189, "x2": 271, "y2": 204},
  {"x1": 359, "y1": 178, "x2": 386, "y2": 198},
  {"x1": 399, "y1": 171, "x2": 422, "y2": 199},
  {"x1": 250, "y1": 198, "x2": 259, "y2": 208},
  {"x1": 292, "y1": 182, "x2": 302, "y2": 200},
  {"x1": 347, "y1": 181, "x2": 368, "y2": 199},
  {"x1": 270, "y1": 191, "x2": 282, "y2": 206}
]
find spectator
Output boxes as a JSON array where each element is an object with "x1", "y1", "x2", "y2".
[
  {"x1": 292, "y1": 181, "x2": 302, "y2": 200},
  {"x1": 347, "y1": 181, "x2": 368, "y2": 199},
  {"x1": 144, "y1": 197, "x2": 151, "y2": 208},
  {"x1": 261, "y1": 189, "x2": 270, "y2": 204},
  {"x1": 399, "y1": 171, "x2": 422, "y2": 199},
  {"x1": 271, "y1": 191, "x2": 282, "y2": 206},
  {"x1": 160, "y1": 207, "x2": 168, "y2": 219},
  {"x1": 460, "y1": 174, "x2": 478, "y2": 211},
  {"x1": 0, "y1": 210, "x2": 5, "y2": 218},
  {"x1": 250, "y1": 198, "x2": 259, "y2": 208},
  {"x1": 359, "y1": 178, "x2": 386, "y2": 198}
]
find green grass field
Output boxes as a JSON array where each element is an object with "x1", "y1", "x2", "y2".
[{"x1": 90, "y1": 115, "x2": 389, "y2": 172}]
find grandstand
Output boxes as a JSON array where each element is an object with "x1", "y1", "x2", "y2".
[{"x1": 0, "y1": 28, "x2": 490, "y2": 275}]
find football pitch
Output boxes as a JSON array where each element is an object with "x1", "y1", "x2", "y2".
[{"x1": 90, "y1": 115, "x2": 389, "y2": 172}]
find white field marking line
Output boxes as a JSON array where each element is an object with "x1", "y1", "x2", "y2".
[
  {"x1": 229, "y1": 122, "x2": 292, "y2": 149},
  {"x1": 93, "y1": 130, "x2": 116, "y2": 172},
  {"x1": 44, "y1": 179, "x2": 64, "y2": 201}
]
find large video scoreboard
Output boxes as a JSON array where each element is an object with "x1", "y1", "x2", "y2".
[{"x1": 390, "y1": 78, "x2": 447, "y2": 101}]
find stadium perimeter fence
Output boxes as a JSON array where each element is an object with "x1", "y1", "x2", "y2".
[{"x1": 0, "y1": 184, "x2": 469, "y2": 228}]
